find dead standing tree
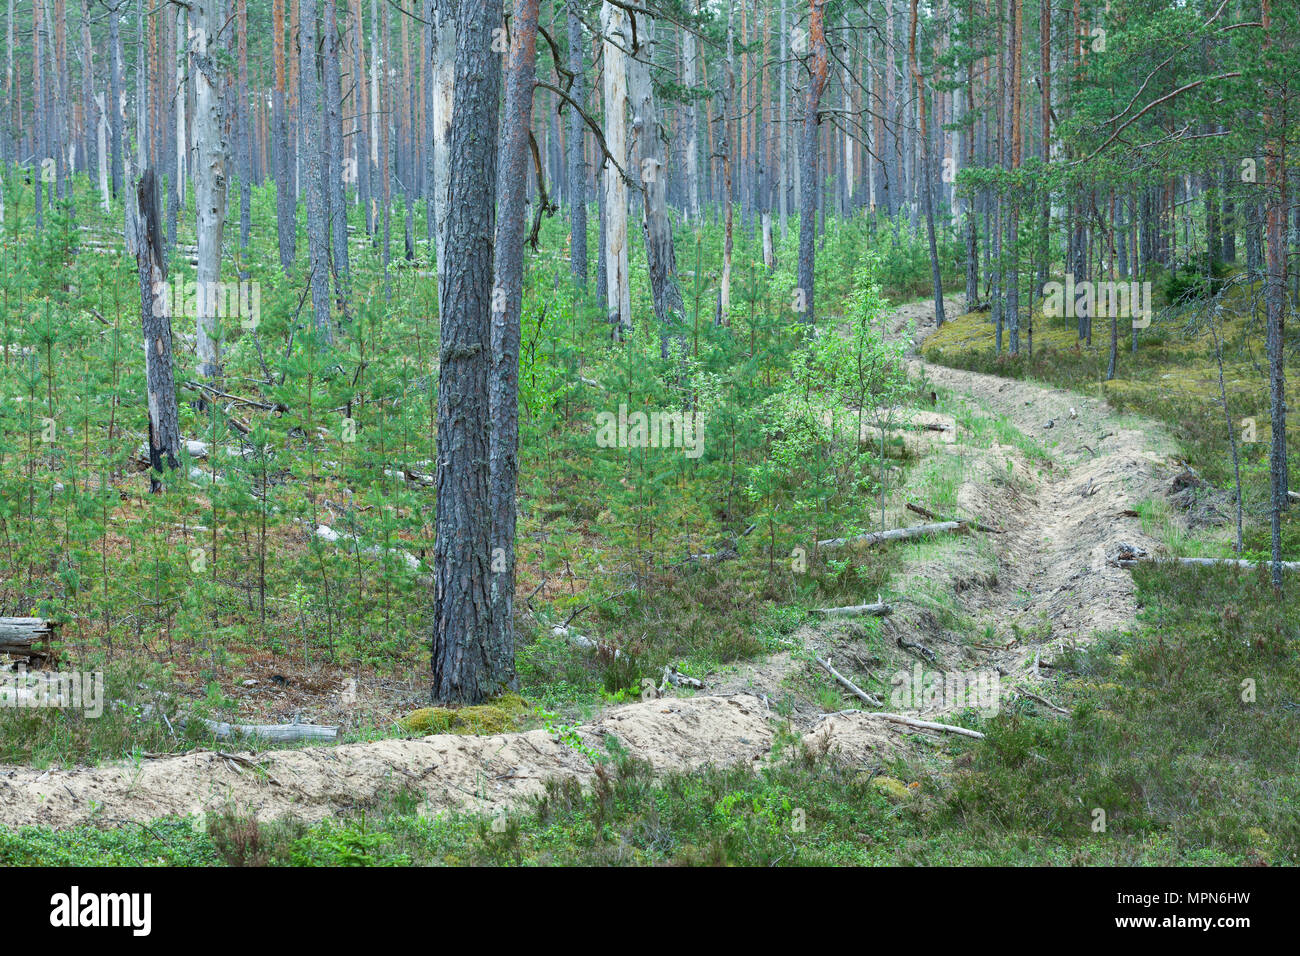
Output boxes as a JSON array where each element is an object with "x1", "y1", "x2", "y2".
[{"x1": 134, "y1": 168, "x2": 181, "y2": 493}]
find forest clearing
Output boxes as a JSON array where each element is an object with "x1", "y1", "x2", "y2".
[{"x1": 0, "y1": 0, "x2": 1294, "y2": 908}]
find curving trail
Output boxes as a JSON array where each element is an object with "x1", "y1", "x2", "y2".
[{"x1": 894, "y1": 294, "x2": 1179, "y2": 673}]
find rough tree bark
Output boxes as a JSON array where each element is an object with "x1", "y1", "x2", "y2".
[
  {"x1": 486, "y1": 0, "x2": 541, "y2": 699},
  {"x1": 238, "y1": 0, "x2": 251, "y2": 250},
  {"x1": 432, "y1": 0, "x2": 505, "y2": 703},
  {"x1": 134, "y1": 168, "x2": 181, "y2": 493}
]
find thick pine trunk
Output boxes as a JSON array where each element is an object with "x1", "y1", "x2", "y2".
[
  {"x1": 431, "y1": 0, "x2": 504, "y2": 704},
  {"x1": 486, "y1": 0, "x2": 541, "y2": 698}
]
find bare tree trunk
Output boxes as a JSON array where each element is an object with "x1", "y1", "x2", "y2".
[
  {"x1": 423, "y1": 0, "x2": 435, "y2": 252},
  {"x1": 299, "y1": 0, "x2": 334, "y2": 342},
  {"x1": 778, "y1": 0, "x2": 789, "y2": 236},
  {"x1": 107, "y1": 0, "x2": 124, "y2": 201},
  {"x1": 566, "y1": 0, "x2": 587, "y2": 286},
  {"x1": 274, "y1": 0, "x2": 295, "y2": 270},
  {"x1": 717, "y1": 10, "x2": 733, "y2": 324},
  {"x1": 324, "y1": 0, "x2": 349, "y2": 311},
  {"x1": 174, "y1": 4, "x2": 187, "y2": 238},
  {"x1": 133, "y1": 0, "x2": 145, "y2": 171},
  {"x1": 95, "y1": 91, "x2": 110, "y2": 212},
  {"x1": 238, "y1": 0, "x2": 251, "y2": 250},
  {"x1": 796, "y1": 0, "x2": 828, "y2": 325},
  {"x1": 683, "y1": 2, "x2": 700, "y2": 223},
  {"x1": 192, "y1": 0, "x2": 228, "y2": 379},
  {"x1": 353, "y1": 0, "x2": 369, "y2": 223},
  {"x1": 432, "y1": 0, "x2": 503, "y2": 704},
  {"x1": 628, "y1": 11, "x2": 685, "y2": 353},
  {"x1": 1262, "y1": 0, "x2": 1288, "y2": 589},
  {"x1": 431, "y1": 0, "x2": 456, "y2": 306},
  {"x1": 134, "y1": 168, "x2": 181, "y2": 493},
  {"x1": 910, "y1": 0, "x2": 945, "y2": 327},
  {"x1": 600, "y1": 1, "x2": 630, "y2": 337}
]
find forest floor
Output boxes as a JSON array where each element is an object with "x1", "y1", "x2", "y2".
[{"x1": 0, "y1": 294, "x2": 1189, "y2": 831}]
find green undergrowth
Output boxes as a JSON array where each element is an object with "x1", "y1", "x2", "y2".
[{"x1": 7, "y1": 559, "x2": 1294, "y2": 866}]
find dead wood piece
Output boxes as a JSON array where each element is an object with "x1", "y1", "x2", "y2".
[
  {"x1": 905, "y1": 502, "x2": 1000, "y2": 533},
  {"x1": 896, "y1": 636, "x2": 937, "y2": 662},
  {"x1": 199, "y1": 718, "x2": 337, "y2": 743},
  {"x1": 831, "y1": 709, "x2": 985, "y2": 739},
  {"x1": 818, "y1": 521, "x2": 965, "y2": 550},
  {"x1": 0, "y1": 618, "x2": 57, "y2": 663},
  {"x1": 815, "y1": 657, "x2": 882, "y2": 707},
  {"x1": 659, "y1": 666, "x2": 705, "y2": 693},
  {"x1": 813, "y1": 602, "x2": 893, "y2": 618},
  {"x1": 1116, "y1": 555, "x2": 1300, "y2": 572}
]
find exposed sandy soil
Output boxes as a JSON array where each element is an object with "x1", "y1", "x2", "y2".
[
  {"x1": 899, "y1": 295, "x2": 1179, "y2": 681},
  {"x1": 0, "y1": 294, "x2": 1182, "y2": 829},
  {"x1": 0, "y1": 693, "x2": 904, "y2": 828}
]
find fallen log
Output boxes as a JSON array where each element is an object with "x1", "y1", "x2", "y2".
[
  {"x1": 816, "y1": 656, "x2": 882, "y2": 707},
  {"x1": 829, "y1": 708, "x2": 985, "y2": 739},
  {"x1": 905, "y1": 501, "x2": 1001, "y2": 533},
  {"x1": 813, "y1": 602, "x2": 893, "y2": 618},
  {"x1": 195, "y1": 717, "x2": 338, "y2": 743},
  {"x1": 869, "y1": 712, "x2": 985, "y2": 739},
  {"x1": 818, "y1": 521, "x2": 964, "y2": 550},
  {"x1": 897, "y1": 635, "x2": 937, "y2": 662},
  {"x1": 1116, "y1": 556, "x2": 1300, "y2": 572},
  {"x1": 659, "y1": 666, "x2": 705, "y2": 693},
  {"x1": 0, "y1": 618, "x2": 57, "y2": 663}
]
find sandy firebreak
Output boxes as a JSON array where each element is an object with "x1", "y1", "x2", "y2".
[{"x1": 0, "y1": 295, "x2": 1181, "y2": 830}]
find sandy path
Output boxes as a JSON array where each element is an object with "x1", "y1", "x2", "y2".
[{"x1": 895, "y1": 295, "x2": 1178, "y2": 666}]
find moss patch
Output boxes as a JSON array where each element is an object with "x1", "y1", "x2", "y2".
[{"x1": 398, "y1": 693, "x2": 530, "y2": 736}]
